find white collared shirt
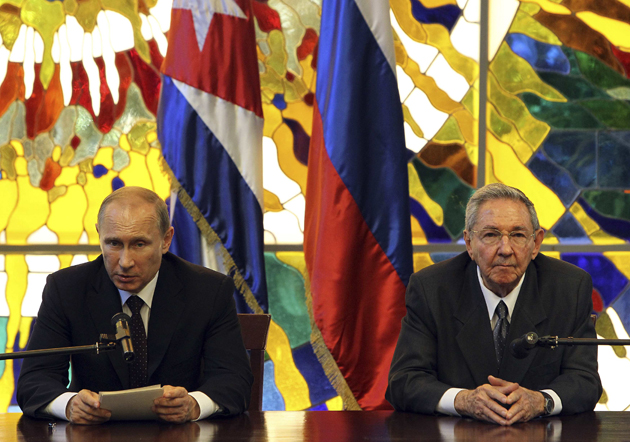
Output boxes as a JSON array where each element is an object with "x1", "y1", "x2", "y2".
[
  {"x1": 436, "y1": 266, "x2": 562, "y2": 416},
  {"x1": 43, "y1": 271, "x2": 219, "y2": 420}
]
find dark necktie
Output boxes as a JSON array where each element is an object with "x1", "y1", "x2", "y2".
[
  {"x1": 127, "y1": 295, "x2": 148, "y2": 388},
  {"x1": 493, "y1": 301, "x2": 509, "y2": 367}
]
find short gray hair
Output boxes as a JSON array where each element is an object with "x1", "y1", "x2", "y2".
[
  {"x1": 465, "y1": 183, "x2": 540, "y2": 231},
  {"x1": 97, "y1": 186, "x2": 170, "y2": 235}
]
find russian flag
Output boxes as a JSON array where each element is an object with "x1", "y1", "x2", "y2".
[
  {"x1": 304, "y1": 0, "x2": 414, "y2": 409},
  {"x1": 157, "y1": 0, "x2": 267, "y2": 313}
]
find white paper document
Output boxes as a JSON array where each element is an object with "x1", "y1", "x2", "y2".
[{"x1": 99, "y1": 385, "x2": 164, "y2": 420}]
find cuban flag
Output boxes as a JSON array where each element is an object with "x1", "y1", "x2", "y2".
[
  {"x1": 157, "y1": 0, "x2": 267, "y2": 313},
  {"x1": 304, "y1": 0, "x2": 414, "y2": 410}
]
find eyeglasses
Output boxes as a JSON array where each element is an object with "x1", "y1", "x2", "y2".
[{"x1": 469, "y1": 228, "x2": 536, "y2": 247}]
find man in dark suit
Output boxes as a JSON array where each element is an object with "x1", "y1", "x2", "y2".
[
  {"x1": 386, "y1": 183, "x2": 601, "y2": 425},
  {"x1": 17, "y1": 187, "x2": 252, "y2": 424}
]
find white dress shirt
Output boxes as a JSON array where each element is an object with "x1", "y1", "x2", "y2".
[
  {"x1": 43, "y1": 271, "x2": 220, "y2": 421},
  {"x1": 436, "y1": 267, "x2": 562, "y2": 416}
]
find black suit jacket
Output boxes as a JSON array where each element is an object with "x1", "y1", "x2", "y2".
[
  {"x1": 386, "y1": 252, "x2": 602, "y2": 415},
  {"x1": 17, "y1": 252, "x2": 253, "y2": 418}
]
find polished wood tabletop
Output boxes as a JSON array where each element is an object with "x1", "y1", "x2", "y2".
[{"x1": 2, "y1": 410, "x2": 628, "y2": 442}]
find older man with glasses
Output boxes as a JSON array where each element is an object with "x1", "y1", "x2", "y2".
[{"x1": 386, "y1": 183, "x2": 601, "y2": 426}]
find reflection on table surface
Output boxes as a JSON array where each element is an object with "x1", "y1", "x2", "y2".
[{"x1": 3, "y1": 410, "x2": 626, "y2": 442}]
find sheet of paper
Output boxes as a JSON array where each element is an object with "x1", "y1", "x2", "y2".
[{"x1": 99, "y1": 385, "x2": 164, "y2": 420}]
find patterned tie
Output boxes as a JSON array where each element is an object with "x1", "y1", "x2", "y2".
[
  {"x1": 493, "y1": 300, "x2": 509, "y2": 367},
  {"x1": 127, "y1": 295, "x2": 148, "y2": 388}
]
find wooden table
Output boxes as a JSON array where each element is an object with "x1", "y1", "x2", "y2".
[{"x1": 3, "y1": 410, "x2": 627, "y2": 441}]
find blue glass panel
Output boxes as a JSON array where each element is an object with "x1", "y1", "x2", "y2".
[
  {"x1": 410, "y1": 0, "x2": 460, "y2": 31},
  {"x1": 551, "y1": 212, "x2": 590, "y2": 243},
  {"x1": 527, "y1": 150, "x2": 580, "y2": 207},
  {"x1": 292, "y1": 343, "x2": 337, "y2": 406},
  {"x1": 598, "y1": 131, "x2": 630, "y2": 188},
  {"x1": 578, "y1": 197, "x2": 630, "y2": 242},
  {"x1": 611, "y1": 286, "x2": 630, "y2": 336},
  {"x1": 542, "y1": 131, "x2": 596, "y2": 188},
  {"x1": 430, "y1": 252, "x2": 460, "y2": 263},
  {"x1": 262, "y1": 360, "x2": 286, "y2": 411},
  {"x1": 409, "y1": 198, "x2": 451, "y2": 243},
  {"x1": 283, "y1": 118, "x2": 310, "y2": 166},
  {"x1": 506, "y1": 33, "x2": 570, "y2": 74},
  {"x1": 93, "y1": 164, "x2": 108, "y2": 178},
  {"x1": 272, "y1": 94, "x2": 287, "y2": 110},
  {"x1": 308, "y1": 403, "x2": 328, "y2": 410},
  {"x1": 561, "y1": 253, "x2": 628, "y2": 307},
  {"x1": 112, "y1": 177, "x2": 125, "y2": 191}
]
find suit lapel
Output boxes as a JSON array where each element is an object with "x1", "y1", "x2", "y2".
[
  {"x1": 147, "y1": 256, "x2": 185, "y2": 380},
  {"x1": 454, "y1": 262, "x2": 499, "y2": 386},
  {"x1": 87, "y1": 260, "x2": 129, "y2": 389},
  {"x1": 499, "y1": 263, "x2": 547, "y2": 382}
]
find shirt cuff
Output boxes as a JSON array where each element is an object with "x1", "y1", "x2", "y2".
[
  {"x1": 188, "y1": 391, "x2": 220, "y2": 420},
  {"x1": 42, "y1": 392, "x2": 76, "y2": 421},
  {"x1": 541, "y1": 389, "x2": 563, "y2": 416},
  {"x1": 436, "y1": 388, "x2": 465, "y2": 416}
]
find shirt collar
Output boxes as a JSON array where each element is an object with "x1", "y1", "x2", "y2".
[
  {"x1": 118, "y1": 271, "x2": 159, "y2": 308},
  {"x1": 476, "y1": 266, "x2": 525, "y2": 321}
]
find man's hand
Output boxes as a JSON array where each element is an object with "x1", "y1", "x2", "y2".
[
  {"x1": 152, "y1": 385, "x2": 200, "y2": 423},
  {"x1": 65, "y1": 389, "x2": 111, "y2": 425},
  {"x1": 489, "y1": 376, "x2": 546, "y2": 425},
  {"x1": 454, "y1": 375, "x2": 519, "y2": 425}
]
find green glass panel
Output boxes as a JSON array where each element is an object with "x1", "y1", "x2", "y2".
[
  {"x1": 52, "y1": 107, "x2": 78, "y2": 149},
  {"x1": 537, "y1": 72, "x2": 609, "y2": 100},
  {"x1": 0, "y1": 317, "x2": 7, "y2": 377},
  {"x1": 461, "y1": 86, "x2": 476, "y2": 115},
  {"x1": 411, "y1": 157, "x2": 474, "y2": 239},
  {"x1": 520, "y1": 93, "x2": 604, "y2": 129},
  {"x1": 433, "y1": 116, "x2": 465, "y2": 145},
  {"x1": 582, "y1": 190, "x2": 630, "y2": 222},
  {"x1": 0, "y1": 102, "x2": 16, "y2": 146},
  {"x1": 579, "y1": 100, "x2": 630, "y2": 130},
  {"x1": 574, "y1": 50, "x2": 630, "y2": 91},
  {"x1": 264, "y1": 252, "x2": 310, "y2": 348},
  {"x1": 71, "y1": 107, "x2": 103, "y2": 166}
]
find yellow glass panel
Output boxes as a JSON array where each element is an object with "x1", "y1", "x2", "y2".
[
  {"x1": 542, "y1": 232, "x2": 559, "y2": 244},
  {"x1": 490, "y1": 43, "x2": 565, "y2": 102},
  {"x1": 464, "y1": 142, "x2": 478, "y2": 167},
  {"x1": 484, "y1": 150, "x2": 499, "y2": 185},
  {"x1": 519, "y1": 2, "x2": 541, "y2": 15},
  {"x1": 326, "y1": 396, "x2": 343, "y2": 411},
  {"x1": 260, "y1": 69, "x2": 284, "y2": 100},
  {"x1": 119, "y1": 134, "x2": 131, "y2": 152},
  {"x1": 489, "y1": 73, "x2": 550, "y2": 151},
  {"x1": 299, "y1": 55, "x2": 315, "y2": 90},
  {"x1": 0, "y1": 144, "x2": 17, "y2": 179},
  {"x1": 0, "y1": 359, "x2": 15, "y2": 411},
  {"x1": 540, "y1": 251, "x2": 561, "y2": 260},
  {"x1": 128, "y1": 122, "x2": 155, "y2": 155},
  {"x1": 6, "y1": 177, "x2": 49, "y2": 243},
  {"x1": 263, "y1": 103, "x2": 283, "y2": 138},
  {"x1": 410, "y1": 214, "x2": 427, "y2": 245},
  {"x1": 390, "y1": 0, "x2": 428, "y2": 43},
  {"x1": 604, "y1": 252, "x2": 630, "y2": 281},
  {"x1": 486, "y1": 133, "x2": 564, "y2": 230},
  {"x1": 48, "y1": 184, "x2": 87, "y2": 244},
  {"x1": 568, "y1": 202, "x2": 625, "y2": 245},
  {"x1": 147, "y1": 147, "x2": 171, "y2": 201},
  {"x1": 276, "y1": 251, "x2": 307, "y2": 279},
  {"x1": 10, "y1": 140, "x2": 23, "y2": 156},
  {"x1": 461, "y1": 82, "x2": 478, "y2": 116},
  {"x1": 59, "y1": 146, "x2": 75, "y2": 167},
  {"x1": 55, "y1": 165, "x2": 80, "y2": 187},
  {"x1": 0, "y1": 10, "x2": 22, "y2": 51},
  {"x1": 421, "y1": 0, "x2": 456, "y2": 6},
  {"x1": 264, "y1": 189, "x2": 284, "y2": 213},
  {"x1": 48, "y1": 186, "x2": 67, "y2": 203},
  {"x1": 433, "y1": 116, "x2": 465, "y2": 145},
  {"x1": 424, "y1": 24, "x2": 477, "y2": 85},
  {"x1": 52, "y1": 146, "x2": 61, "y2": 162},
  {"x1": 509, "y1": 10, "x2": 562, "y2": 45},
  {"x1": 3, "y1": 257, "x2": 27, "y2": 406},
  {"x1": 283, "y1": 100, "x2": 314, "y2": 136},
  {"x1": 272, "y1": 123, "x2": 308, "y2": 195},
  {"x1": 14, "y1": 157, "x2": 28, "y2": 176},
  {"x1": 93, "y1": 147, "x2": 114, "y2": 170},
  {"x1": 576, "y1": 12, "x2": 630, "y2": 50},
  {"x1": 520, "y1": 0, "x2": 570, "y2": 15},
  {"x1": 266, "y1": 319, "x2": 311, "y2": 410},
  {"x1": 0, "y1": 179, "x2": 17, "y2": 232},
  {"x1": 487, "y1": 103, "x2": 534, "y2": 163},
  {"x1": 119, "y1": 151, "x2": 152, "y2": 188},
  {"x1": 413, "y1": 252, "x2": 434, "y2": 273},
  {"x1": 408, "y1": 163, "x2": 444, "y2": 226},
  {"x1": 403, "y1": 104, "x2": 424, "y2": 138},
  {"x1": 84, "y1": 172, "x2": 117, "y2": 244},
  {"x1": 21, "y1": 0, "x2": 65, "y2": 88},
  {"x1": 267, "y1": 30, "x2": 288, "y2": 78},
  {"x1": 401, "y1": 56, "x2": 461, "y2": 113},
  {"x1": 452, "y1": 109, "x2": 476, "y2": 145}
]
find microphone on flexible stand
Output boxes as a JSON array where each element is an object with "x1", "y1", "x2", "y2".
[
  {"x1": 510, "y1": 332, "x2": 539, "y2": 359},
  {"x1": 111, "y1": 313, "x2": 135, "y2": 362}
]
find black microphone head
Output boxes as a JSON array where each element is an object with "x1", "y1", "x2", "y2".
[
  {"x1": 510, "y1": 332, "x2": 539, "y2": 359},
  {"x1": 111, "y1": 312, "x2": 131, "y2": 326}
]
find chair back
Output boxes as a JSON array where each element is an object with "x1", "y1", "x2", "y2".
[{"x1": 238, "y1": 313, "x2": 271, "y2": 411}]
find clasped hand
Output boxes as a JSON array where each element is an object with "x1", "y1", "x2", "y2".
[
  {"x1": 66, "y1": 385, "x2": 200, "y2": 425},
  {"x1": 454, "y1": 375, "x2": 545, "y2": 426}
]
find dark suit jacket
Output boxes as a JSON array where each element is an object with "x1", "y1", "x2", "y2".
[
  {"x1": 386, "y1": 252, "x2": 602, "y2": 415},
  {"x1": 17, "y1": 252, "x2": 253, "y2": 418}
]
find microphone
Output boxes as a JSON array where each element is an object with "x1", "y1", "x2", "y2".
[
  {"x1": 111, "y1": 313, "x2": 135, "y2": 362},
  {"x1": 510, "y1": 332, "x2": 539, "y2": 359}
]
